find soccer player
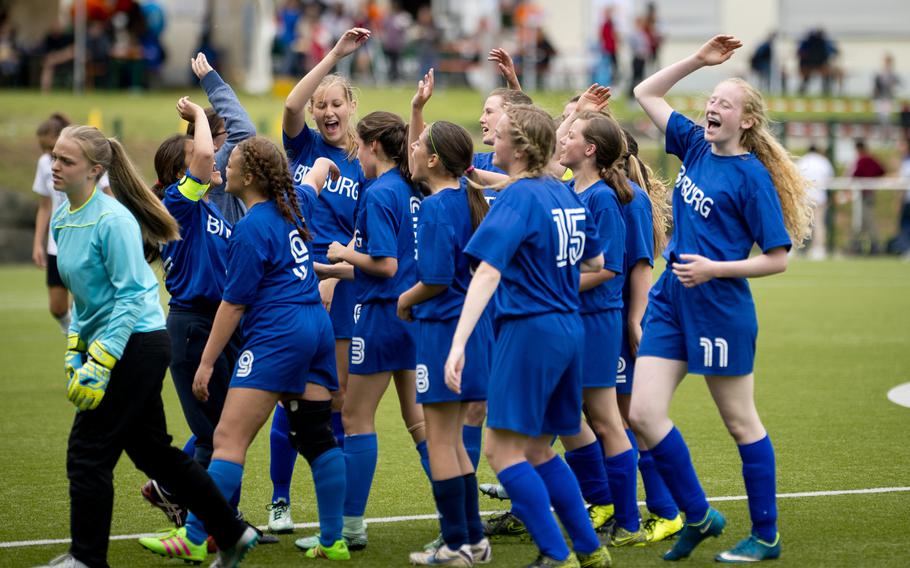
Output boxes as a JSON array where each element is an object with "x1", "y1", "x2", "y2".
[
  {"x1": 474, "y1": 87, "x2": 532, "y2": 174},
  {"x1": 444, "y1": 104, "x2": 611, "y2": 568},
  {"x1": 631, "y1": 35, "x2": 812, "y2": 562},
  {"x1": 557, "y1": 111, "x2": 648, "y2": 547},
  {"x1": 268, "y1": 28, "x2": 371, "y2": 532},
  {"x1": 305, "y1": 110, "x2": 425, "y2": 551},
  {"x1": 139, "y1": 96, "x2": 236, "y2": 527},
  {"x1": 398, "y1": 71, "x2": 493, "y2": 566},
  {"x1": 616, "y1": 130, "x2": 682, "y2": 543},
  {"x1": 140, "y1": 139, "x2": 346, "y2": 562},
  {"x1": 40, "y1": 125, "x2": 256, "y2": 568}
]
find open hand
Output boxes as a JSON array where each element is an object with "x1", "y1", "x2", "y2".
[
  {"x1": 333, "y1": 28, "x2": 371, "y2": 58},
  {"x1": 695, "y1": 35, "x2": 743, "y2": 67},
  {"x1": 411, "y1": 68, "x2": 435, "y2": 110},
  {"x1": 576, "y1": 83, "x2": 612, "y2": 114},
  {"x1": 488, "y1": 48, "x2": 520, "y2": 90}
]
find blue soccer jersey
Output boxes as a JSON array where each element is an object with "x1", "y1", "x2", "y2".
[
  {"x1": 622, "y1": 180, "x2": 655, "y2": 303},
  {"x1": 473, "y1": 151, "x2": 505, "y2": 174},
  {"x1": 664, "y1": 111, "x2": 791, "y2": 263},
  {"x1": 223, "y1": 185, "x2": 321, "y2": 333},
  {"x1": 573, "y1": 179, "x2": 626, "y2": 313},
  {"x1": 352, "y1": 169, "x2": 421, "y2": 303},
  {"x1": 412, "y1": 180, "x2": 475, "y2": 321},
  {"x1": 284, "y1": 127, "x2": 365, "y2": 256},
  {"x1": 465, "y1": 176, "x2": 602, "y2": 318},
  {"x1": 161, "y1": 174, "x2": 232, "y2": 312}
]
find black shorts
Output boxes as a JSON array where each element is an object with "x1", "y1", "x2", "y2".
[{"x1": 47, "y1": 254, "x2": 65, "y2": 288}]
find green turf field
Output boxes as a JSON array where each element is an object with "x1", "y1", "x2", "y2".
[{"x1": 1, "y1": 258, "x2": 909, "y2": 567}]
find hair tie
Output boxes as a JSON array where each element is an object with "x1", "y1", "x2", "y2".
[{"x1": 465, "y1": 165, "x2": 476, "y2": 174}]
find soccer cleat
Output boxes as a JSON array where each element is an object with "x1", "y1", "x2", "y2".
[
  {"x1": 141, "y1": 479, "x2": 188, "y2": 527},
  {"x1": 587, "y1": 504, "x2": 615, "y2": 532},
  {"x1": 409, "y1": 544, "x2": 474, "y2": 566},
  {"x1": 470, "y1": 538, "x2": 492, "y2": 564},
  {"x1": 267, "y1": 499, "x2": 295, "y2": 534},
  {"x1": 478, "y1": 483, "x2": 510, "y2": 500},
  {"x1": 577, "y1": 545, "x2": 612, "y2": 568},
  {"x1": 663, "y1": 507, "x2": 726, "y2": 561},
  {"x1": 305, "y1": 538, "x2": 352, "y2": 560},
  {"x1": 524, "y1": 553, "x2": 580, "y2": 567},
  {"x1": 643, "y1": 513, "x2": 683, "y2": 543},
  {"x1": 606, "y1": 525, "x2": 647, "y2": 548},
  {"x1": 31, "y1": 553, "x2": 89, "y2": 568},
  {"x1": 715, "y1": 534, "x2": 781, "y2": 563},
  {"x1": 483, "y1": 511, "x2": 528, "y2": 538},
  {"x1": 423, "y1": 533, "x2": 445, "y2": 551},
  {"x1": 138, "y1": 526, "x2": 207, "y2": 564},
  {"x1": 209, "y1": 525, "x2": 260, "y2": 567},
  {"x1": 297, "y1": 531, "x2": 367, "y2": 552}
]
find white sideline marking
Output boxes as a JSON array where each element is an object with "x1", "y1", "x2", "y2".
[
  {"x1": 887, "y1": 382, "x2": 910, "y2": 408},
  {"x1": 2, "y1": 486, "x2": 909, "y2": 549}
]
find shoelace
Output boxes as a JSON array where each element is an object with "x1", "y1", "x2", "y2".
[{"x1": 267, "y1": 502, "x2": 289, "y2": 520}]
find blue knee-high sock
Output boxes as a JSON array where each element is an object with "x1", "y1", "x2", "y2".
[
  {"x1": 564, "y1": 441, "x2": 613, "y2": 506},
  {"x1": 604, "y1": 449, "x2": 640, "y2": 532},
  {"x1": 625, "y1": 429, "x2": 638, "y2": 456},
  {"x1": 433, "y1": 477, "x2": 469, "y2": 549},
  {"x1": 649, "y1": 427, "x2": 709, "y2": 523},
  {"x1": 185, "y1": 459, "x2": 244, "y2": 545},
  {"x1": 343, "y1": 433, "x2": 378, "y2": 517},
  {"x1": 331, "y1": 412, "x2": 345, "y2": 449},
  {"x1": 536, "y1": 456, "x2": 600, "y2": 555},
  {"x1": 498, "y1": 462, "x2": 569, "y2": 561},
  {"x1": 639, "y1": 449, "x2": 678, "y2": 519},
  {"x1": 269, "y1": 404, "x2": 297, "y2": 503},
  {"x1": 463, "y1": 425, "x2": 483, "y2": 471},
  {"x1": 416, "y1": 440, "x2": 432, "y2": 482},
  {"x1": 462, "y1": 473, "x2": 485, "y2": 544},
  {"x1": 739, "y1": 435, "x2": 777, "y2": 541},
  {"x1": 182, "y1": 435, "x2": 197, "y2": 457},
  {"x1": 311, "y1": 448, "x2": 346, "y2": 547}
]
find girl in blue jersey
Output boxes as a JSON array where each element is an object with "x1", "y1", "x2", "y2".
[
  {"x1": 631, "y1": 35, "x2": 812, "y2": 563},
  {"x1": 140, "y1": 138, "x2": 349, "y2": 562},
  {"x1": 137, "y1": 96, "x2": 236, "y2": 527},
  {"x1": 270, "y1": 28, "x2": 371, "y2": 529},
  {"x1": 399, "y1": 75, "x2": 493, "y2": 566},
  {"x1": 445, "y1": 104, "x2": 611, "y2": 568},
  {"x1": 315, "y1": 111, "x2": 425, "y2": 551},
  {"x1": 42, "y1": 125, "x2": 255, "y2": 568},
  {"x1": 556, "y1": 111, "x2": 648, "y2": 548}
]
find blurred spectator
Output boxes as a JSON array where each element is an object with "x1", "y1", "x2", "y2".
[
  {"x1": 293, "y1": 3, "x2": 331, "y2": 75},
  {"x1": 848, "y1": 139, "x2": 886, "y2": 255},
  {"x1": 797, "y1": 144, "x2": 835, "y2": 260},
  {"x1": 275, "y1": 0, "x2": 303, "y2": 75},
  {"x1": 643, "y1": 1, "x2": 663, "y2": 66},
  {"x1": 593, "y1": 6, "x2": 618, "y2": 86},
  {"x1": 139, "y1": 0, "x2": 166, "y2": 85},
  {"x1": 750, "y1": 32, "x2": 775, "y2": 91},
  {"x1": 0, "y1": 15, "x2": 22, "y2": 86},
  {"x1": 873, "y1": 54, "x2": 902, "y2": 141},
  {"x1": 887, "y1": 138, "x2": 910, "y2": 256},
  {"x1": 40, "y1": 19, "x2": 74, "y2": 92},
  {"x1": 628, "y1": 16, "x2": 649, "y2": 98},
  {"x1": 530, "y1": 27, "x2": 556, "y2": 90},
  {"x1": 797, "y1": 28, "x2": 838, "y2": 95},
  {"x1": 324, "y1": 2, "x2": 353, "y2": 45},
  {"x1": 85, "y1": 20, "x2": 112, "y2": 88},
  {"x1": 380, "y1": 1, "x2": 411, "y2": 83},
  {"x1": 412, "y1": 5, "x2": 440, "y2": 78}
]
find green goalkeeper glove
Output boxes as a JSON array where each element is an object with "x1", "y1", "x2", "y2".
[
  {"x1": 64, "y1": 333, "x2": 86, "y2": 381},
  {"x1": 67, "y1": 340, "x2": 117, "y2": 411}
]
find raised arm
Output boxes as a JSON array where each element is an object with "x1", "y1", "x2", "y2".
[
  {"x1": 283, "y1": 28, "x2": 371, "y2": 138},
  {"x1": 634, "y1": 34, "x2": 742, "y2": 133},
  {"x1": 177, "y1": 96, "x2": 215, "y2": 184},
  {"x1": 409, "y1": 69, "x2": 435, "y2": 150},
  {"x1": 489, "y1": 48, "x2": 522, "y2": 91}
]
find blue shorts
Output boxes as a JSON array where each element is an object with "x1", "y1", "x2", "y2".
[
  {"x1": 638, "y1": 271, "x2": 757, "y2": 376},
  {"x1": 328, "y1": 278, "x2": 356, "y2": 339},
  {"x1": 616, "y1": 317, "x2": 634, "y2": 395},
  {"x1": 487, "y1": 312, "x2": 584, "y2": 437},
  {"x1": 416, "y1": 315, "x2": 493, "y2": 404},
  {"x1": 231, "y1": 303, "x2": 337, "y2": 393},
  {"x1": 350, "y1": 300, "x2": 417, "y2": 375},
  {"x1": 581, "y1": 309, "x2": 622, "y2": 389}
]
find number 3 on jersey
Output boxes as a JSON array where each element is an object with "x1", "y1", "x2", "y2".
[
  {"x1": 289, "y1": 229, "x2": 310, "y2": 280},
  {"x1": 552, "y1": 208, "x2": 586, "y2": 267}
]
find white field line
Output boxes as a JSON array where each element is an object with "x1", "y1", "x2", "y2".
[{"x1": 2, "y1": 486, "x2": 909, "y2": 549}]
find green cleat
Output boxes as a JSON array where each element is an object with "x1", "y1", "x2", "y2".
[
  {"x1": 715, "y1": 534, "x2": 781, "y2": 563},
  {"x1": 643, "y1": 513, "x2": 683, "y2": 543},
  {"x1": 577, "y1": 545, "x2": 612, "y2": 568},
  {"x1": 138, "y1": 526, "x2": 207, "y2": 564},
  {"x1": 483, "y1": 511, "x2": 528, "y2": 538},
  {"x1": 587, "y1": 504, "x2": 615, "y2": 532},
  {"x1": 423, "y1": 533, "x2": 444, "y2": 551},
  {"x1": 305, "y1": 538, "x2": 352, "y2": 560},
  {"x1": 663, "y1": 508, "x2": 726, "y2": 561},
  {"x1": 524, "y1": 553, "x2": 580, "y2": 567},
  {"x1": 607, "y1": 525, "x2": 647, "y2": 548}
]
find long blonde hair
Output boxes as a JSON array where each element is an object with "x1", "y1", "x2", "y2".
[
  {"x1": 623, "y1": 128, "x2": 671, "y2": 257},
  {"x1": 726, "y1": 78, "x2": 813, "y2": 247},
  {"x1": 309, "y1": 74, "x2": 358, "y2": 160},
  {"x1": 488, "y1": 104, "x2": 556, "y2": 189},
  {"x1": 60, "y1": 125, "x2": 179, "y2": 260}
]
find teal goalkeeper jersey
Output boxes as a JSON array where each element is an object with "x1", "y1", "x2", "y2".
[{"x1": 52, "y1": 189, "x2": 166, "y2": 359}]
